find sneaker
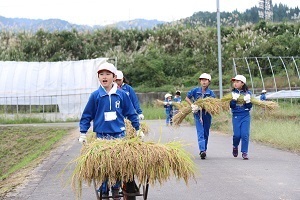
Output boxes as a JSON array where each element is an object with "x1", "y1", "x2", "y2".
[
  {"x1": 232, "y1": 147, "x2": 238, "y2": 157},
  {"x1": 200, "y1": 151, "x2": 206, "y2": 159},
  {"x1": 242, "y1": 152, "x2": 249, "y2": 160}
]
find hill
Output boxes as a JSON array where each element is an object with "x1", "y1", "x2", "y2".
[{"x1": 0, "y1": 16, "x2": 165, "y2": 32}]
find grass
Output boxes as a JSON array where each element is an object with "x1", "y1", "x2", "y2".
[
  {"x1": 141, "y1": 103, "x2": 165, "y2": 120},
  {"x1": 0, "y1": 126, "x2": 74, "y2": 181},
  {"x1": 251, "y1": 120, "x2": 300, "y2": 153},
  {"x1": 212, "y1": 102, "x2": 300, "y2": 153}
]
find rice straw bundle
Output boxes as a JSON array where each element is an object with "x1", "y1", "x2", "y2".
[
  {"x1": 71, "y1": 138, "x2": 196, "y2": 198},
  {"x1": 155, "y1": 99, "x2": 183, "y2": 109},
  {"x1": 194, "y1": 97, "x2": 224, "y2": 115},
  {"x1": 172, "y1": 106, "x2": 193, "y2": 126},
  {"x1": 172, "y1": 97, "x2": 224, "y2": 126},
  {"x1": 221, "y1": 93, "x2": 279, "y2": 111},
  {"x1": 250, "y1": 98, "x2": 279, "y2": 111},
  {"x1": 124, "y1": 119, "x2": 149, "y2": 138}
]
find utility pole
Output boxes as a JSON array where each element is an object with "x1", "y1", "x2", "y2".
[{"x1": 217, "y1": 0, "x2": 223, "y2": 97}]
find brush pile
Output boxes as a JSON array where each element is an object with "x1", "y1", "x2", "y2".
[{"x1": 71, "y1": 137, "x2": 196, "y2": 198}]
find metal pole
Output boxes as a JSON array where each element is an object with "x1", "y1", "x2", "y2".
[{"x1": 217, "y1": 0, "x2": 223, "y2": 97}]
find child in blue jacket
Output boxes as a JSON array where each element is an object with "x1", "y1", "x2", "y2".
[
  {"x1": 260, "y1": 90, "x2": 267, "y2": 101},
  {"x1": 79, "y1": 62, "x2": 141, "y2": 198},
  {"x1": 230, "y1": 75, "x2": 252, "y2": 160},
  {"x1": 185, "y1": 73, "x2": 215, "y2": 159},
  {"x1": 164, "y1": 93, "x2": 173, "y2": 126},
  {"x1": 173, "y1": 90, "x2": 182, "y2": 115},
  {"x1": 115, "y1": 70, "x2": 144, "y2": 120}
]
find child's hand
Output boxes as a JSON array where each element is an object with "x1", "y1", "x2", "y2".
[
  {"x1": 78, "y1": 133, "x2": 87, "y2": 144},
  {"x1": 136, "y1": 129, "x2": 145, "y2": 140},
  {"x1": 138, "y1": 114, "x2": 144, "y2": 120},
  {"x1": 244, "y1": 94, "x2": 251, "y2": 103},
  {"x1": 191, "y1": 104, "x2": 199, "y2": 113},
  {"x1": 231, "y1": 92, "x2": 240, "y2": 101}
]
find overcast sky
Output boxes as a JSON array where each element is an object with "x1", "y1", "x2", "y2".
[{"x1": 1, "y1": 0, "x2": 299, "y2": 26}]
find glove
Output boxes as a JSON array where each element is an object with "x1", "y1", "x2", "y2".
[
  {"x1": 78, "y1": 133, "x2": 87, "y2": 144},
  {"x1": 231, "y1": 92, "x2": 240, "y2": 101},
  {"x1": 244, "y1": 94, "x2": 251, "y2": 103},
  {"x1": 136, "y1": 129, "x2": 145, "y2": 139},
  {"x1": 138, "y1": 114, "x2": 144, "y2": 120},
  {"x1": 191, "y1": 104, "x2": 199, "y2": 113}
]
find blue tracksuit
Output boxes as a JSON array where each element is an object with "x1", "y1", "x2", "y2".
[
  {"x1": 79, "y1": 83, "x2": 140, "y2": 138},
  {"x1": 173, "y1": 96, "x2": 181, "y2": 103},
  {"x1": 186, "y1": 87, "x2": 216, "y2": 152},
  {"x1": 260, "y1": 93, "x2": 266, "y2": 101},
  {"x1": 120, "y1": 83, "x2": 143, "y2": 115},
  {"x1": 230, "y1": 89, "x2": 253, "y2": 153},
  {"x1": 173, "y1": 96, "x2": 181, "y2": 115},
  {"x1": 164, "y1": 99, "x2": 173, "y2": 125},
  {"x1": 80, "y1": 83, "x2": 139, "y2": 193}
]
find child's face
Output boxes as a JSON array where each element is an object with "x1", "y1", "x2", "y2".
[
  {"x1": 167, "y1": 96, "x2": 172, "y2": 101},
  {"x1": 232, "y1": 80, "x2": 244, "y2": 90},
  {"x1": 199, "y1": 78, "x2": 210, "y2": 88},
  {"x1": 115, "y1": 78, "x2": 123, "y2": 87},
  {"x1": 98, "y1": 70, "x2": 115, "y2": 88}
]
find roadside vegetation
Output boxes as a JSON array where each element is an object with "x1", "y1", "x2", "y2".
[{"x1": 0, "y1": 126, "x2": 75, "y2": 196}]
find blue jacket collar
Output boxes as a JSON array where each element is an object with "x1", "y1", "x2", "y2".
[{"x1": 98, "y1": 83, "x2": 118, "y2": 96}]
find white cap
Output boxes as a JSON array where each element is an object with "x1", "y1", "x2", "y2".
[
  {"x1": 97, "y1": 62, "x2": 117, "y2": 75},
  {"x1": 116, "y1": 70, "x2": 124, "y2": 80},
  {"x1": 232, "y1": 75, "x2": 246, "y2": 84},
  {"x1": 199, "y1": 73, "x2": 211, "y2": 81},
  {"x1": 165, "y1": 93, "x2": 172, "y2": 99},
  {"x1": 262, "y1": 89, "x2": 267, "y2": 93}
]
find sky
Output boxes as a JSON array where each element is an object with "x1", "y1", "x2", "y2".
[{"x1": 1, "y1": 0, "x2": 299, "y2": 26}]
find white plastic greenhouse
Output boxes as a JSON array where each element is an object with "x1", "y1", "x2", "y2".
[{"x1": 0, "y1": 58, "x2": 108, "y2": 121}]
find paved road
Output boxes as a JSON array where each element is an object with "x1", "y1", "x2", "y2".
[{"x1": 4, "y1": 120, "x2": 300, "y2": 200}]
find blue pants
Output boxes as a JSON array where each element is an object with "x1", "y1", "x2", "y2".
[
  {"x1": 232, "y1": 114, "x2": 251, "y2": 153},
  {"x1": 165, "y1": 112, "x2": 173, "y2": 125},
  {"x1": 96, "y1": 132, "x2": 125, "y2": 139},
  {"x1": 100, "y1": 180, "x2": 121, "y2": 194},
  {"x1": 194, "y1": 112, "x2": 212, "y2": 152}
]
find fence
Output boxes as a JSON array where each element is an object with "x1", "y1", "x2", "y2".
[{"x1": 0, "y1": 92, "x2": 168, "y2": 122}]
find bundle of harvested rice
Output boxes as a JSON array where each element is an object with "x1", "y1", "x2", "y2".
[
  {"x1": 172, "y1": 106, "x2": 192, "y2": 126},
  {"x1": 155, "y1": 99, "x2": 183, "y2": 109},
  {"x1": 71, "y1": 138, "x2": 196, "y2": 198},
  {"x1": 194, "y1": 97, "x2": 224, "y2": 115},
  {"x1": 172, "y1": 97, "x2": 224, "y2": 126},
  {"x1": 221, "y1": 93, "x2": 279, "y2": 111},
  {"x1": 124, "y1": 119, "x2": 149, "y2": 138}
]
